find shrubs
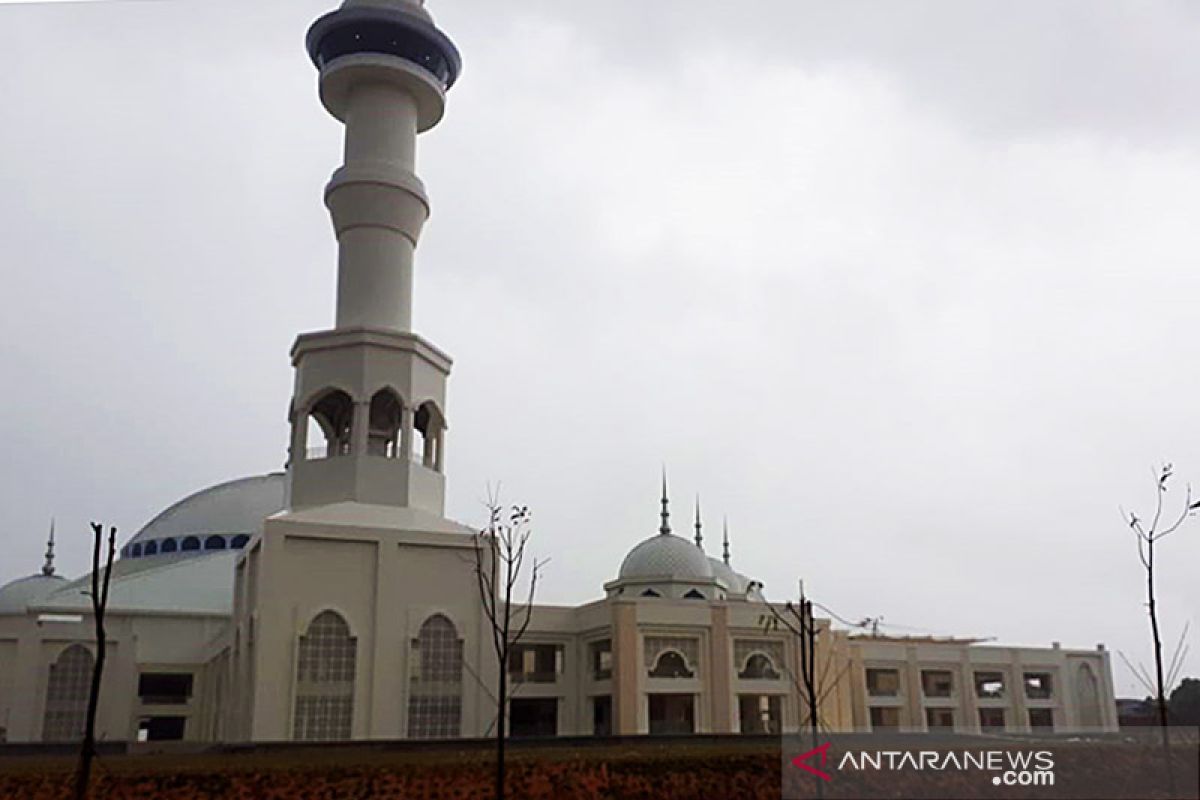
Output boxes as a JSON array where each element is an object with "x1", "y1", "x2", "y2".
[{"x1": 0, "y1": 750, "x2": 781, "y2": 800}]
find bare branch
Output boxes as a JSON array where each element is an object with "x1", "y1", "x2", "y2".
[
  {"x1": 1117, "y1": 649, "x2": 1156, "y2": 696},
  {"x1": 1136, "y1": 535, "x2": 1150, "y2": 570},
  {"x1": 1149, "y1": 464, "x2": 1169, "y2": 535}
]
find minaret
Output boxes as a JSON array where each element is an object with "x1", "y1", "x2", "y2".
[
  {"x1": 287, "y1": 0, "x2": 462, "y2": 513},
  {"x1": 722, "y1": 517, "x2": 731, "y2": 565},
  {"x1": 659, "y1": 471, "x2": 672, "y2": 535},
  {"x1": 693, "y1": 496, "x2": 703, "y2": 549},
  {"x1": 42, "y1": 519, "x2": 56, "y2": 577}
]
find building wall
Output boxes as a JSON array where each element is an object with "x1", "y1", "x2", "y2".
[
  {"x1": 848, "y1": 638, "x2": 1119, "y2": 734},
  {"x1": 0, "y1": 611, "x2": 222, "y2": 744},
  {"x1": 2, "y1": 578, "x2": 1121, "y2": 745},
  {"x1": 238, "y1": 511, "x2": 499, "y2": 741}
]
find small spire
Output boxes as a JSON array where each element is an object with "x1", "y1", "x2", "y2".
[
  {"x1": 722, "y1": 516, "x2": 731, "y2": 565},
  {"x1": 42, "y1": 518, "x2": 56, "y2": 577},
  {"x1": 694, "y1": 495, "x2": 703, "y2": 549},
  {"x1": 659, "y1": 468, "x2": 671, "y2": 536}
]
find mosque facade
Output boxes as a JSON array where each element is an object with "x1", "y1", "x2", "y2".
[{"x1": 0, "y1": 0, "x2": 1118, "y2": 745}]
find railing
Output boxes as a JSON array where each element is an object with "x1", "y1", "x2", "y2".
[
  {"x1": 508, "y1": 670, "x2": 559, "y2": 684},
  {"x1": 303, "y1": 447, "x2": 432, "y2": 468},
  {"x1": 138, "y1": 695, "x2": 190, "y2": 706}
]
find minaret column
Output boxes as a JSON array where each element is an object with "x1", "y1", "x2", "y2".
[
  {"x1": 286, "y1": 0, "x2": 461, "y2": 513},
  {"x1": 328, "y1": 79, "x2": 427, "y2": 331}
]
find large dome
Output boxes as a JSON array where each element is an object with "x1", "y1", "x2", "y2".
[
  {"x1": 0, "y1": 573, "x2": 67, "y2": 615},
  {"x1": 619, "y1": 534, "x2": 714, "y2": 580},
  {"x1": 123, "y1": 473, "x2": 286, "y2": 560}
]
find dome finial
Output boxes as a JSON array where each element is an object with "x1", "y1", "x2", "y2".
[
  {"x1": 694, "y1": 495, "x2": 703, "y2": 549},
  {"x1": 42, "y1": 518, "x2": 56, "y2": 577},
  {"x1": 659, "y1": 468, "x2": 671, "y2": 536},
  {"x1": 722, "y1": 516, "x2": 731, "y2": 565}
]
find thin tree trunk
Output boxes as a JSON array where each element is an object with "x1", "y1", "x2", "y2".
[
  {"x1": 75, "y1": 525, "x2": 114, "y2": 800},
  {"x1": 804, "y1": 601, "x2": 822, "y2": 800},
  {"x1": 496, "y1": 668, "x2": 507, "y2": 800},
  {"x1": 1146, "y1": 546, "x2": 1176, "y2": 796}
]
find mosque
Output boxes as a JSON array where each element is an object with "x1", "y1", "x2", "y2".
[{"x1": 0, "y1": 0, "x2": 1118, "y2": 745}]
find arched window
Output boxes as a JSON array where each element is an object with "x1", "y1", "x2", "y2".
[
  {"x1": 42, "y1": 645, "x2": 93, "y2": 741},
  {"x1": 412, "y1": 401, "x2": 445, "y2": 472},
  {"x1": 131, "y1": 543, "x2": 142, "y2": 558},
  {"x1": 368, "y1": 389, "x2": 404, "y2": 458},
  {"x1": 181, "y1": 536, "x2": 201, "y2": 551},
  {"x1": 738, "y1": 653, "x2": 781, "y2": 680},
  {"x1": 641, "y1": 589, "x2": 661, "y2": 598},
  {"x1": 649, "y1": 650, "x2": 694, "y2": 679},
  {"x1": 306, "y1": 389, "x2": 354, "y2": 459},
  {"x1": 231, "y1": 534, "x2": 250, "y2": 549},
  {"x1": 204, "y1": 535, "x2": 227, "y2": 551},
  {"x1": 408, "y1": 614, "x2": 462, "y2": 739},
  {"x1": 143, "y1": 540, "x2": 158, "y2": 556},
  {"x1": 293, "y1": 611, "x2": 356, "y2": 741},
  {"x1": 160, "y1": 538, "x2": 178, "y2": 554},
  {"x1": 683, "y1": 589, "x2": 706, "y2": 600}
]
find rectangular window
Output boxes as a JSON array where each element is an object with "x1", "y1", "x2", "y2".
[
  {"x1": 978, "y1": 708, "x2": 1006, "y2": 731},
  {"x1": 592, "y1": 696, "x2": 612, "y2": 736},
  {"x1": 590, "y1": 640, "x2": 612, "y2": 681},
  {"x1": 866, "y1": 668, "x2": 901, "y2": 697},
  {"x1": 1028, "y1": 708, "x2": 1054, "y2": 730},
  {"x1": 1023, "y1": 672, "x2": 1053, "y2": 700},
  {"x1": 925, "y1": 708, "x2": 955, "y2": 730},
  {"x1": 921, "y1": 669, "x2": 954, "y2": 698},
  {"x1": 507, "y1": 644, "x2": 563, "y2": 683},
  {"x1": 648, "y1": 693, "x2": 695, "y2": 735},
  {"x1": 738, "y1": 694, "x2": 782, "y2": 734},
  {"x1": 137, "y1": 673, "x2": 193, "y2": 705},
  {"x1": 137, "y1": 716, "x2": 186, "y2": 742},
  {"x1": 869, "y1": 706, "x2": 901, "y2": 731},
  {"x1": 509, "y1": 697, "x2": 558, "y2": 738},
  {"x1": 974, "y1": 671, "x2": 1006, "y2": 699}
]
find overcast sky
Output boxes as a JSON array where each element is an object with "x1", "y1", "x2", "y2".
[{"x1": 1, "y1": 0, "x2": 1198, "y2": 696}]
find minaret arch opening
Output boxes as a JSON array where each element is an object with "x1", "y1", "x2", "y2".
[
  {"x1": 412, "y1": 400, "x2": 445, "y2": 472},
  {"x1": 368, "y1": 388, "x2": 405, "y2": 459},
  {"x1": 304, "y1": 389, "x2": 355, "y2": 460}
]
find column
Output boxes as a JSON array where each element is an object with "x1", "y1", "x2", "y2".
[
  {"x1": 611, "y1": 601, "x2": 640, "y2": 734},
  {"x1": 905, "y1": 646, "x2": 924, "y2": 732},
  {"x1": 1009, "y1": 651, "x2": 1029, "y2": 733},
  {"x1": 709, "y1": 604, "x2": 733, "y2": 733},
  {"x1": 352, "y1": 401, "x2": 369, "y2": 456},
  {"x1": 959, "y1": 652, "x2": 979, "y2": 734},
  {"x1": 400, "y1": 405, "x2": 414, "y2": 463}
]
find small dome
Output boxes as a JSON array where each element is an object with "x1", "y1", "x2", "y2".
[
  {"x1": 0, "y1": 573, "x2": 67, "y2": 615},
  {"x1": 619, "y1": 534, "x2": 714, "y2": 581},
  {"x1": 709, "y1": 557, "x2": 746, "y2": 593}
]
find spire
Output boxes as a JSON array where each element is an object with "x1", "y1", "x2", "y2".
[
  {"x1": 694, "y1": 496, "x2": 703, "y2": 549},
  {"x1": 722, "y1": 516, "x2": 731, "y2": 565},
  {"x1": 659, "y1": 469, "x2": 671, "y2": 536},
  {"x1": 42, "y1": 518, "x2": 56, "y2": 577}
]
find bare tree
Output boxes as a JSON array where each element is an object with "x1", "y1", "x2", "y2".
[
  {"x1": 472, "y1": 495, "x2": 544, "y2": 800},
  {"x1": 74, "y1": 523, "x2": 116, "y2": 800},
  {"x1": 1122, "y1": 463, "x2": 1198, "y2": 796},
  {"x1": 761, "y1": 584, "x2": 851, "y2": 800}
]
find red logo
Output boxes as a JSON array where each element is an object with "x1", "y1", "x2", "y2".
[{"x1": 791, "y1": 741, "x2": 833, "y2": 781}]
